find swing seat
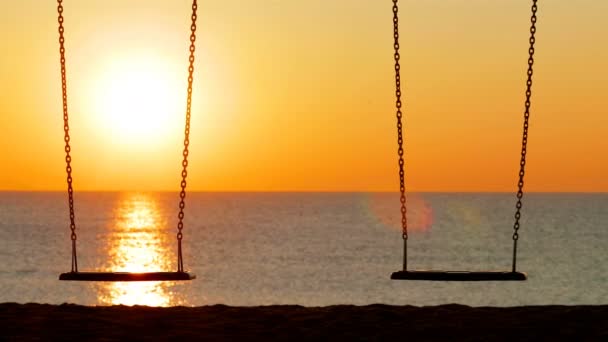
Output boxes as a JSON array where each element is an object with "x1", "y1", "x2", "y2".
[
  {"x1": 59, "y1": 271, "x2": 195, "y2": 282},
  {"x1": 391, "y1": 270, "x2": 526, "y2": 281}
]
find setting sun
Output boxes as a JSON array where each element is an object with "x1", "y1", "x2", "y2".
[{"x1": 90, "y1": 56, "x2": 183, "y2": 146}]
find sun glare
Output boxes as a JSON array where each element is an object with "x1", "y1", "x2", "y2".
[
  {"x1": 92, "y1": 57, "x2": 183, "y2": 146},
  {"x1": 97, "y1": 193, "x2": 185, "y2": 307}
]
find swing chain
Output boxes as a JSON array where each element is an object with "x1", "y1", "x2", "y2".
[
  {"x1": 57, "y1": 0, "x2": 78, "y2": 273},
  {"x1": 512, "y1": 0, "x2": 538, "y2": 272},
  {"x1": 392, "y1": 0, "x2": 408, "y2": 270},
  {"x1": 176, "y1": 0, "x2": 198, "y2": 273}
]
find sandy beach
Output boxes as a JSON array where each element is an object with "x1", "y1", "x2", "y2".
[{"x1": 1, "y1": 303, "x2": 606, "y2": 341}]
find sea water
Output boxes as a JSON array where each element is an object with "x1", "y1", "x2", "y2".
[{"x1": 0, "y1": 192, "x2": 606, "y2": 307}]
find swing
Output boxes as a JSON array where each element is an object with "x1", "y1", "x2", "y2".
[
  {"x1": 389, "y1": 0, "x2": 539, "y2": 281},
  {"x1": 57, "y1": 0, "x2": 199, "y2": 282}
]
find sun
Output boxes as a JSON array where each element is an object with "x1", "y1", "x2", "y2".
[{"x1": 91, "y1": 56, "x2": 184, "y2": 147}]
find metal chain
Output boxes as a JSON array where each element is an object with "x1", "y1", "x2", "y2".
[
  {"x1": 57, "y1": 0, "x2": 78, "y2": 273},
  {"x1": 176, "y1": 0, "x2": 198, "y2": 273},
  {"x1": 392, "y1": 0, "x2": 408, "y2": 271},
  {"x1": 512, "y1": 0, "x2": 538, "y2": 272}
]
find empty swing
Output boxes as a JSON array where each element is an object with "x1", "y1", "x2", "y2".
[
  {"x1": 57, "y1": 0, "x2": 199, "y2": 282},
  {"x1": 389, "y1": 0, "x2": 539, "y2": 281}
]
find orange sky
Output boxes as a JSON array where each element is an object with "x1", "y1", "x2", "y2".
[{"x1": 1, "y1": 0, "x2": 607, "y2": 192}]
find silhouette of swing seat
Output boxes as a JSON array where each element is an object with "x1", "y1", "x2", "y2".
[
  {"x1": 59, "y1": 271, "x2": 195, "y2": 282},
  {"x1": 390, "y1": 270, "x2": 526, "y2": 281}
]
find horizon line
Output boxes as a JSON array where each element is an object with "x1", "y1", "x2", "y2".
[{"x1": 1, "y1": 190, "x2": 607, "y2": 194}]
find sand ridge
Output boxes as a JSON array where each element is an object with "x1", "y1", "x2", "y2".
[{"x1": 1, "y1": 303, "x2": 606, "y2": 341}]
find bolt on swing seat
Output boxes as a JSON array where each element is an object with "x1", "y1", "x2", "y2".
[
  {"x1": 55, "y1": 0, "x2": 200, "y2": 282},
  {"x1": 387, "y1": 0, "x2": 539, "y2": 281}
]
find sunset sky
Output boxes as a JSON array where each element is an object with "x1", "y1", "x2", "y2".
[{"x1": 1, "y1": 0, "x2": 606, "y2": 192}]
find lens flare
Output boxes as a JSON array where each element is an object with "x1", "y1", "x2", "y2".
[{"x1": 366, "y1": 193, "x2": 433, "y2": 233}]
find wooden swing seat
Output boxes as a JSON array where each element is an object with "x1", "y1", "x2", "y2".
[
  {"x1": 59, "y1": 271, "x2": 195, "y2": 282},
  {"x1": 391, "y1": 270, "x2": 526, "y2": 281}
]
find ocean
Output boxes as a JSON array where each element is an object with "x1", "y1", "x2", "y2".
[{"x1": 0, "y1": 192, "x2": 606, "y2": 307}]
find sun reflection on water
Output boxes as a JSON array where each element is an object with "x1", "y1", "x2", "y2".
[{"x1": 96, "y1": 193, "x2": 185, "y2": 307}]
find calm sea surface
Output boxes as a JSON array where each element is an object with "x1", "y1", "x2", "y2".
[{"x1": 0, "y1": 192, "x2": 606, "y2": 307}]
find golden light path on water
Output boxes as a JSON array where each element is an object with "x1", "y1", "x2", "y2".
[{"x1": 96, "y1": 193, "x2": 185, "y2": 307}]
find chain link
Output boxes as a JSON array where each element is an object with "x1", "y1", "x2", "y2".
[
  {"x1": 512, "y1": 0, "x2": 538, "y2": 272},
  {"x1": 392, "y1": 0, "x2": 408, "y2": 270},
  {"x1": 176, "y1": 0, "x2": 198, "y2": 273},
  {"x1": 57, "y1": 0, "x2": 78, "y2": 273}
]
